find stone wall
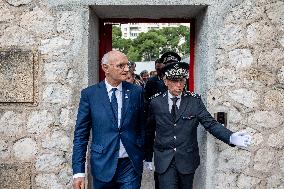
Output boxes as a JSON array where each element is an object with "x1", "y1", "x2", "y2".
[
  {"x1": 206, "y1": 0, "x2": 284, "y2": 188},
  {"x1": 0, "y1": 0, "x2": 283, "y2": 188},
  {"x1": 0, "y1": 0, "x2": 90, "y2": 188}
]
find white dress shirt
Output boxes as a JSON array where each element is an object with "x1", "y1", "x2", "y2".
[
  {"x1": 167, "y1": 91, "x2": 182, "y2": 112},
  {"x1": 105, "y1": 79, "x2": 128, "y2": 158}
]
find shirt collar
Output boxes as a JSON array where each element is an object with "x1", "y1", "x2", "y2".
[
  {"x1": 105, "y1": 79, "x2": 123, "y2": 93},
  {"x1": 168, "y1": 91, "x2": 182, "y2": 99}
]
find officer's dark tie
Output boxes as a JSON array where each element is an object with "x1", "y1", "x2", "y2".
[
  {"x1": 171, "y1": 97, "x2": 178, "y2": 121},
  {"x1": 111, "y1": 88, "x2": 118, "y2": 122}
]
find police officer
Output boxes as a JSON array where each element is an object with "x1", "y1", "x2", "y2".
[
  {"x1": 144, "y1": 52, "x2": 182, "y2": 188},
  {"x1": 144, "y1": 51, "x2": 182, "y2": 101},
  {"x1": 144, "y1": 61, "x2": 252, "y2": 189}
]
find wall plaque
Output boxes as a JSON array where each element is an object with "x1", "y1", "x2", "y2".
[{"x1": 0, "y1": 49, "x2": 35, "y2": 103}]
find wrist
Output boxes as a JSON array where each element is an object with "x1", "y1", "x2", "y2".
[{"x1": 73, "y1": 173, "x2": 85, "y2": 178}]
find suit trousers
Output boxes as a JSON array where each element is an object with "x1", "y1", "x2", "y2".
[
  {"x1": 93, "y1": 158, "x2": 141, "y2": 189},
  {"x1": 157, "y1": 157, "x2": 195, "y2": 189}
]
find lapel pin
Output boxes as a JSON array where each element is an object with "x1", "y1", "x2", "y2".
[{"x1": 163, "y1": 93, "x2": 166, "y2": 97}]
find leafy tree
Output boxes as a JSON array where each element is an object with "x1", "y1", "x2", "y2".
[
  {"x1": 159, "y1": 25, "x2": 190, "y2": 56},
  {"x1": 112, "y1": 25, "x2": 122, "y2": 41},
  {"x1": 127, "y1": 46, "x2": 141, "y2": 61},
  {"x1": 112, "y1": 25, "x2": 190, "y2": 61},
  {"x1": 112, "y1": 26, "x2": 133, "y2": 54},
  {"x1": 134, "y1": 30, "x2": 167, "y2": 61}
]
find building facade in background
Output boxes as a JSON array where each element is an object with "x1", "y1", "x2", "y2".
[{"x1": 120, "y1": 23, "x2": 190, "y2": 39}]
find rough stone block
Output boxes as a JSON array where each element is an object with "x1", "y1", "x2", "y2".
[
  {"x1": 229, "y1": 88, "x2": 258, "y2": 109},
  {"x1": 0, "y1": 49, "x2": 35, "y2": 103},
  {"x1": 247, "y1": 111, "x2": 283, "y2": 130},
  {"x1": 0, "y1": 26, "x2": 35, "y2": 46},
  {"x1": 13, "y1": 138, "x2": 38, "y2": 161},
  {"x1": 228, "y1": 49, "x2": 253, "y2": 71},
  {"x1": 20, "y1": 8, "x2": 55, "y2": 35},
  {"x1": 41, "y1": 130, "x2": 71, "y2": 152},
  {"x1": 35, "y1": 153, "x2": 65, "y2": 172},
  {"x1": 35, "y1": 173, "x2": 63, "y2": 188},
  {"x1": 6, "y1": 0, "x2": 32, "y2": 7},
  {"x1": 253, "y1": 148, "x2": 276, "y2": 173},
  {"x1": 0, "y1": 163, "x2": 32, "y2": 189}
]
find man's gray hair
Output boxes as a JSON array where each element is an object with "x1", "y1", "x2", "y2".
[
  {"x1": 101, "y1": 51, "x2": 111, "y2": 65},
  {"x1": 140, "y1": 70, "x2": 148, "y2": 76},
  {"x1": 101, "y1": 50, "x2": 125, "y2": 65}
]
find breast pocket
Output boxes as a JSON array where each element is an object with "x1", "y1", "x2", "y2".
[
  {"x1": 181, "y1": 114, "x2": 196, "y2": 120},
  {"x1": 91, "y1": 144, "x2": 105, "y2": 154}
]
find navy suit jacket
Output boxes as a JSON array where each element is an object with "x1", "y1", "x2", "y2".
[{"x1": 72, "y1": 81, "x2": 145, "y2": 182}]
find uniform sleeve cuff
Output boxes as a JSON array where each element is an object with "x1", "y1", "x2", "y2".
[{"x1": 73, "y1": 173, "x2": 85, "y2": 178}]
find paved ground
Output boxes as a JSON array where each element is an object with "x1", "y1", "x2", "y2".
[{"x1": 141, "y1": 168, "x2": 155, "y2": 189}]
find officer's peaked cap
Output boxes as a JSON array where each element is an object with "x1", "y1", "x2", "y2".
[
  {"x1": 162, "y1": 62, "x2": 189, "y2": 80},
  {"x1": 160, "y1": 51, "x2": 181, "y2": 64}
]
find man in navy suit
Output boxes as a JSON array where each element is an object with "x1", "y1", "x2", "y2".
[{"x1": 72, "y1": 50, "x2": 145, "y2": 189}]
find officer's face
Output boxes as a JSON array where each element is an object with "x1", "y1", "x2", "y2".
[
  {"x1": 164, "y1": 78, "x2": 186, "y2": 96},
  {"x1": 155, "y1": 63, "x2": 165, "y2": 76}
]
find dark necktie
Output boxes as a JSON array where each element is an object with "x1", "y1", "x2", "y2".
[
  {"x1": 111, "y1": 88, "x2": 118, "y2": 122},
  {"x1": 171, "y1": 97, "x2": 178, "y2": 121}
]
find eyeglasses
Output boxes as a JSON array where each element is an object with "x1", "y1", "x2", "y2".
[{"x1": 109, "y1": 63, "x2": 129, "y2": 70}]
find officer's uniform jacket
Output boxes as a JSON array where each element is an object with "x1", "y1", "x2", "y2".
[{"x1": 145, "y1": 91, "x2": 234, "y2": 174}]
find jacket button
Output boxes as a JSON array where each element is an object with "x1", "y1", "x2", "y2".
[
  {"x1": 174, "y1": 136, "x2": 176, "y2": 139},
  {"x1": 174, "y1": 148, "x2": 176, "y2": 151},
  {"x1": 174, "y1": 124, "x2": 176, "y2": 127}
]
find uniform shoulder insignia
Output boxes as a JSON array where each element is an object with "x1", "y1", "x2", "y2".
[
  {"x1": 149, "y1": 92, "x2": 162, "y2": 100},
  {"x1": 184, "y1": 91, "x2": 201, "y2": 98}
]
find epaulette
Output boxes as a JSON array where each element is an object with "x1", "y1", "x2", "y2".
[
  {"x1": 149, "y1": 92, "x2": 162, "y2": 100},
  {"x1": 184, "y1": 91, "x2": 201, "y2": 98}
]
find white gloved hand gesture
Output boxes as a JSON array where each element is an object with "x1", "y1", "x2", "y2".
[
  {"x1": 230, "y1": 131, "x2": 252, "y2": 148},
  {"x1": 144, "y1": 161, "x2": 153, "y2": 171}
]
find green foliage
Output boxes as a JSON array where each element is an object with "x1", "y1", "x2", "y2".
[
  {"x1": 112, "y1": 26, "x2": 133, "y2": 54},
  {"x1": 112, "y1": 25, "x2": 190, "y2": 61},
  {"x1": 127, "y1": 46, "x2": 141, "y2": 61}
]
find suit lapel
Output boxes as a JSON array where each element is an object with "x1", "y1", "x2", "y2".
[
  {"x1": 98, "y1": 81, "x2": 118, "y2": 127},
  {"x1": 175, "y1": 93, "x2": 190, "y2": 122},
  {"x1": 120, "y1": 82, "x2": 130, "y2": 128}
]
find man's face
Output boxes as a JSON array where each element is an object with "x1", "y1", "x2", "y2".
[
  {"x1": 155, "y1": 63, "x2": 165, "y2": 76},
  {"x1": 164, "y1": 78, "x2": 186, "y2": 96},
  {"x1": 126, "y1": 72, "x2": 135, "y2": 83},
  {"x1": 103, "y1": 52, "x2": 129, "y2": 82},
  {"x1": 141, "y1": 73, "x2": 149, "y2": 82}
]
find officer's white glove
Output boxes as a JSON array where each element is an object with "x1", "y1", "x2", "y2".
[
  {"x1": 230, "y1": 131, "x2": 252, "y2": 148},
  {"x1": 144, "y1": 161, "x2": 153, "y2": 171}
]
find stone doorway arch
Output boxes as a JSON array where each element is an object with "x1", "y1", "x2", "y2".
[{"x1": 87, "y1": 4, "x2": 211, "y2": 189}]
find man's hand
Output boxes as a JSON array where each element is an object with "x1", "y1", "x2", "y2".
[
  {"x1": 73, "y1": 177, "x2": 85, "y2": 189},
  {"x1": 144, "y1": 161, "x2": 153, "y2": 171},
  {"x1": 230, "y1": 131, "x2": 252, "y2": 148}
]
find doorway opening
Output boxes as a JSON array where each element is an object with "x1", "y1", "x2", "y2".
[
  {"x1": 98, "y1": 18, "x2": 196, "y2": 91},
  {"x1": 87, "y1": 5, "x2": 210, "y2": 189}
]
